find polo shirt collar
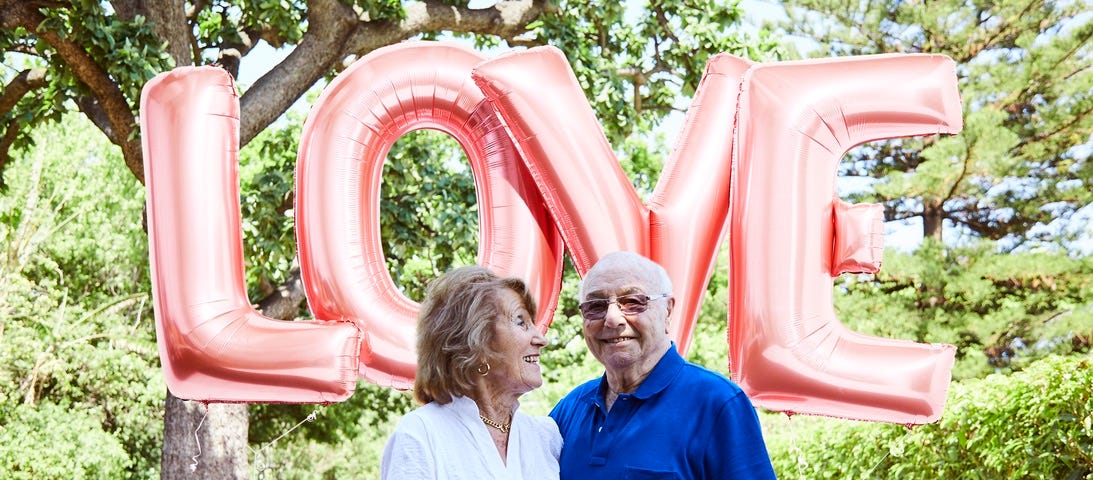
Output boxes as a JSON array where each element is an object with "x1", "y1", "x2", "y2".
[{"x1": 586, "y1": 344, "x2": 684, "y2": 406}]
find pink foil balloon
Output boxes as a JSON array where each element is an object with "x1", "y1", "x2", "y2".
[
  {"x1": 647, "y1": 53, "x2": 754, "y2": 352},
  {"x1": 472, "y1": 47, "x2": 650, "y2": 272},
  {"x1": 727, "y1": 54, "x2": 961, "y2": 423},
  {"x1": 295, "y1": 42, "x2": 564, "y2": 389},
  {"x1": 141, "y1": 67, "x2": 361, "y2": 403},
  {"x1": 833, "y1": 199, "x2": 885, "y2": 275},
  {"x1": 473, "y1": 47, "x2": 751, "y2": 353}
]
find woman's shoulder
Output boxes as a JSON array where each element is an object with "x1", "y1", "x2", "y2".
[
  {"x1": 516, "y1": 411, "x2": 560, "y2": 431},
  {"x1": 392, "y1": 401, "x2": 456, "y2": 431},
  {"x1": 515, "y1": 412, "x2": 562, "y2": 458}
]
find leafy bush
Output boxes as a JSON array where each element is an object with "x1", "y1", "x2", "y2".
[
  {"x1": 0, "y1": 115, "x2": 162, "y2": 479},
  {"x1": 765, "y1": 354, "x2": 1093, "y2": 479},
  {"x1": 0, "y1": 402, "x2": 132, "y2": 479}
]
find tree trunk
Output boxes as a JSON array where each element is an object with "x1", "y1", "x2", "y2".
[
  {"x1": 162, "y1": 392, "x2": 249, "y2": 479},
  {"x1": 922, "y1": 201, "x2": 945, "y2": 241},
  {"x1": 159, "y1": 271, "x2": 309, "y2": 478}
]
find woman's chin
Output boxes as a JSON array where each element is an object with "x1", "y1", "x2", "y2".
[{"x1": 521, "y1": 375, "x2": 544, "y2": 393}]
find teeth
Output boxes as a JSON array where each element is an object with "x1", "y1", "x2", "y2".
[
  {"x1": 523, "y1": 355, "x2": 539, "y2": 363},
  {"x1": 605, "y1": 337, "x2": 631, "y2": 344}
]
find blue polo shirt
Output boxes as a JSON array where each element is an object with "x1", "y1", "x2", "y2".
[{"x1": 550, "y1": 346, "x2": 776, "y2": 479}]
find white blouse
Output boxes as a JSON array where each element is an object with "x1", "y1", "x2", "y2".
[{"x1": 380, "y1": 396, "x2": 562, "y2": 480}]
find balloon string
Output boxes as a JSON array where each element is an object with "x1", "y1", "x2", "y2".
[
  {"x1": 190, "y1": 404, "x2": 209, "y2": 472},
  {"x1": 785, "y1": 415, "x2": 808, "y2": 477},
  {"x1": 252, "y1": 407, "x2": 322, "y2": 479},
  {"x1": 863, "y1": 426, "x2": 914, "y2": 477}
]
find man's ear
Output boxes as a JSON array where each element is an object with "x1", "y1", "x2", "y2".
[{"x1": 665, "y1": 297, "x2": 675, "y2": 332}]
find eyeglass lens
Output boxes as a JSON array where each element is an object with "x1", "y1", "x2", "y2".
[{"x1": 579, "y1": 294, "x2": 665, "y2": 320}]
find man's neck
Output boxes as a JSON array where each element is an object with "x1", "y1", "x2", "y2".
[{"x1": 602, "y1": 343, "x2": 672, "y2": 409}]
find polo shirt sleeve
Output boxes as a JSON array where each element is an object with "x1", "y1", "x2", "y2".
[
  {"x1": 706, "y1": 391, "x2": 777, "y2": 479},
  {"x1": 380, "y1": 416, "x2": 436, "y2": 480},
  {"x1": 548, "y1": 395, "x2": 572, "y2": 437}
]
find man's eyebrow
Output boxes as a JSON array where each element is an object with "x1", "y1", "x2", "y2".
[{"x1": 585, "y1": 287, "x2": 645, "y2": 299}]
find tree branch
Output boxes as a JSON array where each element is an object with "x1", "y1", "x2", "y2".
[
  {"x1": 75, "y1": 96, "x2": 118, "y2": 144},
  {"x1": 0, "y1": 119, "x2": 20, "y2": 188},
  {"x1": 0, "y1": 68, "x2": 46, "y2": 115},
  {"x1": 346, "y1": 0, "x2": 550, "y2": 53},
  {"x1": 255, "y1": 266, "x2": 308, "y2": 321},
  {"x1": 237, "y1": 0, "x2": 551, "y2": 147},
  {"x1": 0, "y1": 49, "x2": 45, "y2": 187},
  {"x1": 3, "y1": 1, "x2": 145, "y2": 182},
  {"x1": 238, "y1": 0, "x2": 359, "y2": 146}
]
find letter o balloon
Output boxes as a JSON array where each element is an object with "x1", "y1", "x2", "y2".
[{"x1": 295, "y1": 42, "x2": 564, "y2": 389}]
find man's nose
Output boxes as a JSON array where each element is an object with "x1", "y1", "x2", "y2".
[{"x1": 602, "y1": 302, "x2": 628, "y2": 328}]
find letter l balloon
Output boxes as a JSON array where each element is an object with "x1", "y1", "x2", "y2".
[{"x1": 140, "y1": 68, "x2": 361, "y2": 403}]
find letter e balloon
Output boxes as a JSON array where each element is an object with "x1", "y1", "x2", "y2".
[{"x1": 727, "y1": 54, "x2": 961, "y2": 424}]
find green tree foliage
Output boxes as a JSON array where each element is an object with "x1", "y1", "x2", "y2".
[
  {"x1": 3, "y1": 1, "x2": 778, "y2": 475},
  {"x1": 0, "y1": 402, "x2": 132, "y2": 479},
  {"x1": 378, "y1": 130, "x2": 479, "y2": 296},
  {"x1": 834, "y1": 240, "x2": 1093, "y2": 379},
  {"x1": 237, "y1": 112, "x2": 304, "y2": 301},
  {"x1": 0, "y1": 115, "x2": 161, "y2": 478},
  {"x1": 531, "y1": 0, "x2": 782, "y2": 144},
  {"x1": 770, "y1": 0, "x2": 1092, "y2": 249}
]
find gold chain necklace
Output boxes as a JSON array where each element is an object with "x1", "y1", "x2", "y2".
[{"x1": 479, "y1": 414, "x2": 511, "y2": 433}]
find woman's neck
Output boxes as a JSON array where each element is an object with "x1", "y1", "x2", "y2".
[
  {"x1": 468, "y1": 387, "x2": 519, "y2": 465},
  {"x1": 470, "y1": 385, "x2": 519, "y2": 422}
]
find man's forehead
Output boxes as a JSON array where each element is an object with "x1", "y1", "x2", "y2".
[{"x1": 582, "y1": 269, "x2": 651, "y2": 296}]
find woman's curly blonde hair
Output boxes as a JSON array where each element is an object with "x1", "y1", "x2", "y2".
[{"x1": 413, "y1": 265, "x2": 536, "y2": 405}]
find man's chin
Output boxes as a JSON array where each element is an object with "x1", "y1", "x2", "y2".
[{"x1": 599, "y1": 348, "x2": 640, "y2": 368}]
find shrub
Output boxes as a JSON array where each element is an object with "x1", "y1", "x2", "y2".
[{"x1": 765, "y1": 354, "x2": 1093, "y2": 479}]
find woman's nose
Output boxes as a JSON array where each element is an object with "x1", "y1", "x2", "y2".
[{"x1": 532, "y1": 327, "x2": 547, "y2": 346}]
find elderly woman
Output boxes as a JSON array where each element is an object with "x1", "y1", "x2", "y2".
[{"x1": 381, "y1": 266, "x2": 561, "y2": 479}]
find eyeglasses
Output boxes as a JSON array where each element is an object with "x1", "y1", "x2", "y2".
[{"x1": 578, "y1": 293, "x2": 670, "y2": 321}]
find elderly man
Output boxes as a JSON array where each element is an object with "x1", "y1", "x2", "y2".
[{"x1": 550, "y1": 251, "x2": 776, "y2": 479}]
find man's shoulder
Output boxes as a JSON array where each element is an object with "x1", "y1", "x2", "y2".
[
  {"x1": 559, "y1": 376, "x2": 601, "y2": 401},
  {"x1": 673, "y1": 360, "x2": 747, "y2": 399},
  {"x1": 551, "y1": 376, "x2": 600, "y2": 416}
]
